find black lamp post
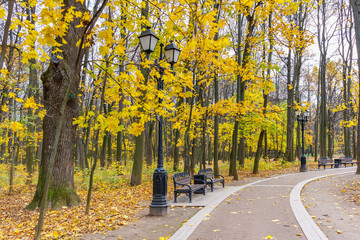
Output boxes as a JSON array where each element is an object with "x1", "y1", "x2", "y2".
[
  {"x1": 138, "y1": 27, "x2": 180, "y2": 216},
  {"x1": 297, "y1": 110, "x2": 309, "y2": 172}
]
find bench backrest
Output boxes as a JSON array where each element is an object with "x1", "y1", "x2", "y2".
[
  {"x1": 339, "y1": 156, "x2": 353, "y2": 162},
  {"x1": 318, "y1": 157, "x2": 332, "y2": 164},
  {"x1": 199, "y1": 168, "x2": 214, "y2": 179},
  {"x1": 173, "y1": 172, "x2": 191, "y2": 187}
]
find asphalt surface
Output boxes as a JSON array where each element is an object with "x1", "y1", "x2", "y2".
[{"x1": 169, "y1": 167, "x2": 357, "y2": 240}]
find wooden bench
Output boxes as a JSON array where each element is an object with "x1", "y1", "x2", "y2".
[
  {"x1": 339, "y1": 156, "x2": 357, "y2": 167},
  {"x1": 318, "y1": 157, "x2": 335, "y2": 169},
  {"x1": 198, "y1": 168, "x2": 225, "y2": 192},
  {"x1": 173, "y1": 172, "x2": 206, "y2": 203}
]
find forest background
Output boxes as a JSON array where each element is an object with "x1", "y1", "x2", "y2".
[{"x1": 1, "y1": 0, "x2": 360, "y2": 239}]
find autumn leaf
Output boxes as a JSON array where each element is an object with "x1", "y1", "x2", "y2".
[{"x1": 1, "y1": 104, "x2": 8, "y2": 112}]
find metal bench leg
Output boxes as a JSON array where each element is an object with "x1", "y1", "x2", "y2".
[
  {"x1": 174, "y1": 192, "x2": 177, "y2": 203},
  {"x1": 189, "y1": 192, "x2": 192, "y2": 203}
]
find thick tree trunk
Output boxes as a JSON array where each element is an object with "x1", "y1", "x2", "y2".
[
  {"x1": 130, "y1": 133, "x2": 144, "y2": 185},
  {"x1": 130, "y1": 0, "x2": 149, "y2": 185},
  {"x1": 27, "y1": 61, "x2": 82, "y2": 209},
  {"x1": 350, "y1": 0, "x2": 360, "y2": 173},
  {"x1": 318, "y1": 0, "x2": 328, "y2": 158},
  {"x1": 285, "y1": 48, "x2": 295, "y2": 162},
  {"x1": 26, "y1": 0, "x2": 89, "y2": 210}
]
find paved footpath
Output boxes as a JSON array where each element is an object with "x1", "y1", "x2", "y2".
[{"x1": 169, "y1": 167, "x2": 357, "y2": 240}]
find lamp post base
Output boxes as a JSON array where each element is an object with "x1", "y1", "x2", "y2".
[
  {"x1": 149, "y1": 167, "x2": 169, "y2": 216},
  {"x1": 300, "y1": 155, "x2": 307, "y2": 172},
  {"x1": 149, "y1": 205, "x2": 170, "y2": 216}
]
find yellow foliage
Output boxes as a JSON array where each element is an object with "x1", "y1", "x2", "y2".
[
  {"x1": 1, "y1": 104, "x2": 9, "y2": 112},
  {"x1": 0, "y1": 6, "x2": 5, "y2": 20},
  {"x1": 23, "y1": 97, "x2": 39, "y2": 110},
  {"x1": 9, "y1": 122, "x2": 25, "y2": 133}
]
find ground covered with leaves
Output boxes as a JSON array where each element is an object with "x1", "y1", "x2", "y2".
[
  {"x1": 0, "y1": 159, "x2": 318, "y2": 239},
  {"x1": 341, "y1": 178, "x2": 360, "y2": 205}
]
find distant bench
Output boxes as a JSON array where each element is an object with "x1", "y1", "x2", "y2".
[
  {"x1": 318, "y1": 157, "x2": 335, "y2": 169},
  {"x1": 198, "y1": 168, "x2": 225, "y2": 192},
  {"x1": 338, "y1": 156, "x2": 357, "y2": 167},
  {"x1": 173, "y1": 172, "x2": 206, "y2": 203}
]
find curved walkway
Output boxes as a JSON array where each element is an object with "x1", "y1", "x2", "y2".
[{"x1": 170, "y1": 167, "x2": 356, "y2": 240}]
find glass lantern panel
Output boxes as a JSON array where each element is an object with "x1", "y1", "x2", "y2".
[
  {"x1": 173, "y1": 49, "x2": 180, "y2": 63},
  {"x1": 164, "y1": 49, "x2": 173, "y2": 63},
  {"x1": 140, "y1": 36, "x2": 150, "y2": 52},
  {"x1": 150, "y1": 36, "x2": 158, "y2": 52}
]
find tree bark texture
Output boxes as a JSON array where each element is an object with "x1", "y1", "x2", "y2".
[
  {"x1": 285, "y1": 48, "x2": 294, "y2": 162},
  {"x1": 318, "y1": 0, "x2": 328, "y2": 157},
  {"x1": 26, "y1": 0, "x2": 87, "y2": 210},
  {"x1": 130, "y1": 0, "x2": 149, "y2": 185},
  {"x1": 350, "y1": 0, "x2": 360, "y2": 173}
]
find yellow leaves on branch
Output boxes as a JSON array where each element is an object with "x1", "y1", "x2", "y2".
[
  {"x1": 23, "y1": 97, "x2": 40, "y2": 110},
  {"x1": 9, "y1": 122, "x2": 25, "y2": 133},
  {"x1": 1, "y1": 104, "x2": 9, "y2": 112},
  {"x1": 0, "y1": 119, "x2": 25, "y2": 133},
  {"x1": 0, "y1": 5, "x2": 6, "y2": 20},
  {"x1": 128, "y1": 122, "x2": 144, "y2": 136}
]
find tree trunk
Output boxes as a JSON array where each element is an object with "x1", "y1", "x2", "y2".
[
  {"x1": 350, "y1": 0, "x2": 360, "y2": 173},
  {"x1": 318, "y1": 0, "x2": 328, "y2": 158},
  {"x1": 0, "y1": 0, "x2": 15, "y2": 70},
  {"x1": 284, "y1": 48, "x2": 295, "y2": 162},
  {"x1": 130, "y1": 133, "x2": 145, "y2": 185},
  {"x1": 26, "y1": 0, "x2": 94, "y2": 210},
  {"x1": 231, "y1": 10, "x2": 256, "y2": 178},
  {"x1": 253, "y1": 11, "x2": 273, "y2": 174},
  {"x1": 130, "y1": 0, "x2": 149, "y2": 185},
  {"x1": 145, "y1": 121, "x2": 154, "y2": 165},
  {"x1": 213, "y1": 75, "x2": 220, "y2": 175},
  {"x1": 100, "y1": 131, "x2": 108, "y2": 168}
]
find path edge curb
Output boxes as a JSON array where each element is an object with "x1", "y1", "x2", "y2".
[{"x1": 290, "y1": 170, "x2": 355, "y2": 240}]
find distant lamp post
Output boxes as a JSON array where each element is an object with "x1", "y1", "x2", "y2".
[
  {"x1": 297, "y1": 110, "x2": 309, "y2": 172},
  {"x1": 138, "y1": 27, "x2": 181, "y2": 216}
]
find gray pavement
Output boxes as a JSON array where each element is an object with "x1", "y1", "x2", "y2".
[{"x1": 169, "y1": 167, "x2": 357, "y2": 240}]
